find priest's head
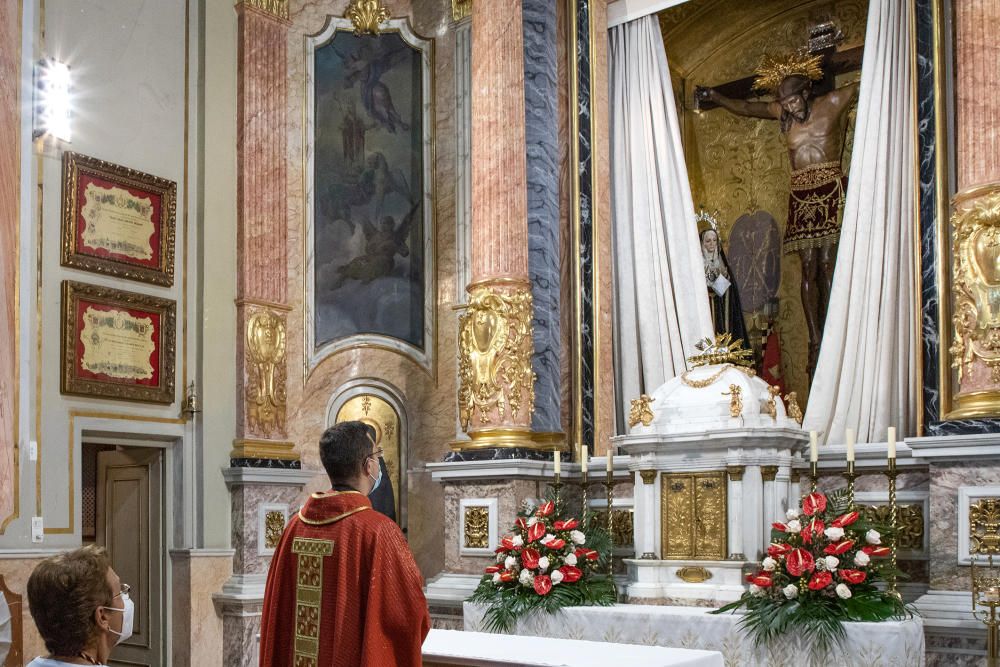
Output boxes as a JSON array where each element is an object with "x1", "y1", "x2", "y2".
[{"x1": 319, "y1": 420, "x2": 382, "y2": 495}]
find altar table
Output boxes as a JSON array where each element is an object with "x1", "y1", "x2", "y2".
[
  {"x1": 422, "y1": 628, "x2": 724, "y2": 666},
  {"x1": 464, "y1": 603, "x2": 926, "y2": 667}
]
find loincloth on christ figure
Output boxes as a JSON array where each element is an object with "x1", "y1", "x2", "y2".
[{"x1": 783, "y1": 161, "x2": 846, "y2": 254}]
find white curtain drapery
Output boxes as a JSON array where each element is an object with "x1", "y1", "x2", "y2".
[
  {"x1": 609, "y1": 15, "x2": 714, "y2": 413},
  {"x1": 803, "y1": 0, "x2": 917, "y2": 441}
]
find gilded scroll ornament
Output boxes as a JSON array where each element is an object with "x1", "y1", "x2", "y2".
[
  {"x1": 950, "y1": 190, "x2": 1000, "y2": 384},
  {"x1": 458, "y1": 286, "x2": 536, "y2": 431},
  {"x1": 628, "y1": 394, "x2": 655, "y2": 428},
  {"x1": 245, "y1": 309, "x2": 287, "y2": 437},
  {"x1": 345, "y1": 0, "x2": 390, "y2": 35},
  {"x1": 722, "y1": 384, "x2": 743, "y2": 418},
  {"x1": 264, "y1": 510, "x2": 286, "y2": 550},
  {"x1": 784, "y1": 391, "x2": 803, "y2": 424},
  {"x1": 463, "y1": 506, "x2": 490, "y2": 549},
  {"x1": 861, "y1": 504, "x2": 924, "y2": 552},
  {"x1": 590, "y1": 509, "x2": 634, "y2": 547},
  {"x1": 970, "y1": 498, "x2": 1000, "y2": 555}
]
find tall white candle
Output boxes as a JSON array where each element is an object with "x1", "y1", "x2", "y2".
[
  {"x1": 887, "y1": 427, "x2": 896, "y2": 459},
  {"x1": 580, "y1": 446, "x2": 588, "y2": 473},
  {"x1": 607, "y1": 450, "x2": 614, "y2": 472},
  {"x1": 846, "y1": 428, "x2": 855, "y2": 462},
  {"x1": 810, "y1": 430, "x2": 818, "y2": 463},
  {"x1": 554, "y1": 450, "x2": 561, "y2": 475}
]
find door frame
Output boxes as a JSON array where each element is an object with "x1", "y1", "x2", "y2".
[{"x1": 73, "y1": 413, "x2": 193, "y2": 666}]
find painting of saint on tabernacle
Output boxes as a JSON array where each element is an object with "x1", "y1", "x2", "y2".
[{"x1": 310, "y1": 24, "x2": 429, "y2": 358}]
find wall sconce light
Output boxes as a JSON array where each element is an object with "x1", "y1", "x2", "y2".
[{"x1": 33, "y1": 58, "x2": 72, "y2": 142}]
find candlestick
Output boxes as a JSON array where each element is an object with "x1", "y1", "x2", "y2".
[
  {"x1": 809, "y1": 430, "x2": 818, "y2": 462},
  {"x1": 581, "y1": 446, "x2": 588, "y2": 474},
  {"x1": 846, "y1": 428, "x2": 855, "y2": 462},
  {"x1": 554, "y1": 450, "x2": 561, "y2": 475},
  {"x1": 887, "y1": 456, "x2": 900, "y2": 600},
  {"x1": 844, "y1": 460, "x2": 857, "y2": 509},
  {"x1": 604, "y1": 467, "x2": 616, "y2": 580},
  {"x1": 606, "y1": 449, "x2": 614, "y2": 472},
  {"x1": 809, "y1": 460, "x2": 818, "y2": 494},
  {"x1": 972, "y1": 554, "x2": 1000, "y2": 667},
  {"x1": 888, "y1": 426, "x2": 897, "y2": 459}
]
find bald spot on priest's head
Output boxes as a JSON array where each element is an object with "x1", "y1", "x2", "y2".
[{"x1": 319, "y1": 421, "x2": 378, "y2": 486}]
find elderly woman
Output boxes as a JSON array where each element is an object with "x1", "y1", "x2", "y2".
[
  {"x1": 25, "y1": 546, "x2": 133, "y2": 667},
  {"x1": 700, "y1": 227, "x2": 749, "y2": 345}
]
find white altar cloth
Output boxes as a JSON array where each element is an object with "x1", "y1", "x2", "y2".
[
  {"x1": 464, "y1": 603, "x2": 926, "y2": 667},
  {"x1": 422, "y1": 628, "x2": 723, "y2": 666}
]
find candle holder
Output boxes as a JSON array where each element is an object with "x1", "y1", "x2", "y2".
[
  {"x1": 844, "y1": 461, "x2": 857, "y2": 509},
  {"x1": 972, "y1": 554, "x2": 1000, "y2": 667},
  {"x1": 809, "y1": 461, "x2": 819, "y2": 494},
  {"x1": 603, "y1": 467, "x2": 618, "y2": 580},
  {"x1": 551, "y1": 472, "x2": 563, "y2": 514},
  {"x1": 886, "y1": 457, "x2": 901, "y2": 600},
  {"x1": 580, "y1": 469, "x2": 589, "y2": 519}
]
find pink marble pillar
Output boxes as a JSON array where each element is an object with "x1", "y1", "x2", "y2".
[
  {"x1": 0, "y1": 0, "x2": 19, "y2": 532},
  {"x1": 459, "y1": 0, "x2": 537, "y2": 444},
  {"x1": 955, "y1": 0, "x2": 1000, "y2": 193},
  {"x1": 233, "y1": 1, "x2": 294, "y2": 461}
]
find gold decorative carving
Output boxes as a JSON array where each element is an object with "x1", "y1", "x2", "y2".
[
  {"x1": 346, "y1": 0, "x2": 390, "y2": 35},
  {"x1": 687, "y1": 333, "x2": 754, "y2": 368},
  {"x1": 230, "y1": 438, "x2": 297, "y2": 460},
  {"x1": 245, "y1": 309, "x2": 287, "y2": 438},
  {"x1": 766, "y1": 386, "x2": 781, "y2": 420},
  {"x1": 292, "y1": 537, "x2": 334, "y2": 667},
  {"x1": 722, "y1": 384, "x2": 743, "y2": 418},
  {"x1": 950, "y1": 188, "x2": 1000, "y2": 395},
  {"x1": 784, "y1": 392, "x2": 803, "y2": 424},
  {"x1": 676, "y1": 566, "x2": 713, "y2": 584},
  {"x1": 452, "y1": 0, "x2": 471, "y2": 21},
  {"x1": 761, "y1": 465, "x2": 778, "y2": 482},
  {"x1": 970, "y1": 498, "x2": 1000, "y2": 555},
  {"x1": 790, "y1": 469, "x2": 802, "y2": 484},
  {"x1": 639, "y1": 469, "x2": 657, "y2": 485},
  {"x1": 591, "y1": 509, "x2": 634, "y2": 547},
  {"x1": 727, "y1": 465, "x2": 745, "y2": 482},
  {"x1": 241, "y1": 0, "x2": 289, "y2": 20},
  {"x1": 752, "y1": 52, "x2": 824, "y2": 94},
  {"x1": 680, "y1": 364, "x2": 732, "y2": 388},
  {"x1": 458, "y1": 286, "x2": 536, "y2": 431},
  {"x1": 628, "y1": 394, "x2": 655, "y2": 427},
  {"x1": 336, "y1": 394, "x2": 403, "y2": 523},
  {"x1": 463, "y1": 506, "x2": 490, "y2": 549},
  {"x1": 661, "y1": 471, "x2": 727, "y2": 560},
  {"x1": 861, "y1": 504, "x2": 924, "y2": 552},
  {"x1": 264, "y1": 510, "x2": 286, "y2": 550}
]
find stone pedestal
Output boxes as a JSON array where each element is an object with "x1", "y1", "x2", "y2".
[{"x1": 214, "y1": 467, "x2": 316, "y2": 667}]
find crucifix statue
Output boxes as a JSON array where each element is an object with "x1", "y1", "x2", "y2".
[{"x1": 695, "y1": 33, "x2": 860, "y2": 379}]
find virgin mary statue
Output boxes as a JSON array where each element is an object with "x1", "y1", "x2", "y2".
[{"x1": 700, "y1": 227, "x2": 749, "y2": 346}]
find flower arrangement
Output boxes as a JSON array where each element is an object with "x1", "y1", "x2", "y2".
[
  {"x1": 712, "y1": 489, "x2": 908, "y2": 653},
  {"x1": 467, "y1": 498, "x2": 616, "y2": 633}
]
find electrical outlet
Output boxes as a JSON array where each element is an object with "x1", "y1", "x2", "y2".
[
  {"x1": 28, "y1": 440, "x2": 38, "y2": 461},
  {"x1": 31, "y1": 516, "x2": 43, "y2": 542}
]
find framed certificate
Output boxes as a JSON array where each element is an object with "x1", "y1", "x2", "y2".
[
  {"x1": 61, "y1": 152, "x2": 176, "y2": 286},
  {"x1": 61, "y1": 281, "x2": 176, "y2": 404}
]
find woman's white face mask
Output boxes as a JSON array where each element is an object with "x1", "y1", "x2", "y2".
[{"x1": 101, "y1": 592, "x2": 134, "y2": 645}]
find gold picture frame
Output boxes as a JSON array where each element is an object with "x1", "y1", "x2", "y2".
[
  {"x1": 61, "y1": 152, "x2": 176, "y2": 286},
  {"x1": 61, "y1": 281, "x2": 176, "y2": 404}
]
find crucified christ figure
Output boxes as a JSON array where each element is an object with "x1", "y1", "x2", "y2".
[{"x1": 696, "y1": 53, "x2": 858, "y2": 379}]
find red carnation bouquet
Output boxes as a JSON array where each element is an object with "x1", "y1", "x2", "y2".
[
  {"x1": 713, "y1": 488, "x2": 908, "y2": 653},
  {"x1": 468, "y1": 498, "x2": 616, "y2": 633}
]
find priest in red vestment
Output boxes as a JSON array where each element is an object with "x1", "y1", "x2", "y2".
[{"x1": 259, "y1": 421, "x2": 430, "y2": 667}]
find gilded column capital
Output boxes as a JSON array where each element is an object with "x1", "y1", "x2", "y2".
[
  {"x1": 790, "y1": 469, "x2": 802, "y2": 484},
  {"x1": 452, "y1": 0, "x2": 471, "y2": 22},
  {"x1": 726, "y1": 465, "x2": 745, "y2": 482},
  {"x1": 761, "y1": 465, "x2": 779, "y2": 482},
  {"x1": 236, "y1": 0, "x2": 289, "y2": 21},
  {"x1": 639, "y1": 469, "x2": 657, "y2": 485}
]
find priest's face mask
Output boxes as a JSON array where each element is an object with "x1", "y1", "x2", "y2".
[{"x1": 777, "y1": 76, "x2": 811, "y2": 123}]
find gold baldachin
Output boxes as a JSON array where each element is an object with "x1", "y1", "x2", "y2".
[
  {"x1": 457, "y1": 284, "x2": 536, "y2": 432},
  {"x1": 346, "y1": 0, "x2": 390, "y2": 35},
  {"x1": 463, "y1": 506, "x2": 490, "y2": 549},
  {"x1": 949, "y1": 186, "x2": 1000, "y2": 411},
  {"x1": 628, "y1": 394, "x2": 655, "y2": 427},
  {"x1": 245, "y1": 307, "x2": 288, "y2": 438}
]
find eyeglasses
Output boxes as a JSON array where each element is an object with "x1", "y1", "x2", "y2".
[
  {"x1": 113, "y1": 583, "x2": 131, "y2": 600},
  {"x1": 368, "y1": 449, "x2": 384, "y2": 460}
]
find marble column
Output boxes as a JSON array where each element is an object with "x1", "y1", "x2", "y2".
[
  {"x1": 457, "y1": 0, "x2": 539, "y2": 451},
  {"x1": 945, "y1": 0, "x2": 1000, "y2": 417},
  {"x1": 232, "y1": 0, "x2": 294, "y2": 464},
  {"x1": 774, "y1": 465, "x2": 791, "y2": 519},
  {"x1": 726, "y1": 466, "x2": 745, "y2": 560},
  {"x1": 743, "y1": 465, "x2": 764, "y2": 561},
  {"x1": 761, "y1": 465, "x2": 779, "y2": 554},
  {"x1": 636, "y1": 469, "x2": 658, "y2": 558}
]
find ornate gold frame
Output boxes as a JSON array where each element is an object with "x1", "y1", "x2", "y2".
[
  {"x1": 61, "y1": 152, "x2": 177, "y2": 287},
  {"x1": 60, "y1": 280, "x2": 176, "y2": 404}
]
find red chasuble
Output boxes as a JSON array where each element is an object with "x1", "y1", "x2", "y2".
[{"x1": 259, "y1": 490, "x2": 430, "y2": 667}]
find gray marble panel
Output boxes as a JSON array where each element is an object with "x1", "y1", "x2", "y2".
[{"x1": 524, "y1": 0, "x2": 561, "y2": 433}]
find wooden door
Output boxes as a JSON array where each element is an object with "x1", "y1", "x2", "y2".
[{"x1": 96, "y1": 448, "x2": 163, "y2": 667}]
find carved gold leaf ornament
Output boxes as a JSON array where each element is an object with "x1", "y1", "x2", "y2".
[
  {"x1": 661, "y1": 471, "x2": 727, "y2": 560},
  {"x1": 590, "y1": 509, "x2": 634, "y2": 547},
  {"x1": 458, "y1": 286, "x2": 536, "y2": 431},
  {"x1": 784, "y1": 391, "x2": 804, "y2": 424},
  {"x1": 970, "y1": 498, "x2": 1000, "y2": 555},
  {"x1": 860, "y1": 504, "x2": 924, "y2": 552},
  {"x1": 950, "y1": 190, "x2": 1000, "y2": 384},
  {"x1": 628, "y1": 394, "x2": 656, "y2": 427},
  {"x1": 722, "y1": 384, "x2": 743, "y2": 418},
  {"x1": 346, "y1": 0, "x2": 390, "y2": 36},
  {"x1": 765, "y1": 385, "x2": 781, "y2": 420},
  {"x1": 245, "y1": 309, "x2": 287, "y2": 437},
  {"x1": 264, "y1": 510, "x2": 286, "y2": 550},
  {"x1": 463, "y1": 506, "x2": 490, "y2": 549}
]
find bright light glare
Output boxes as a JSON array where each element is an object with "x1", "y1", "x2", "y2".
[{"x1": 35, "y1": 59, "x2": 72, "y2": 142}]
